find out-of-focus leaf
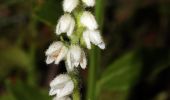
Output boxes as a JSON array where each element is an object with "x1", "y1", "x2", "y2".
[
  {"x1": 0, "y1": 93, "x2": 16, "y2": 100},
  {"x1": 0, "y1": 46, "x2": 31, "y2": 79},
  {"x1": 0, "y1": 46, "x2": 30, "y2": 68},
  {"x1": 35, "y1": 0, "x2": 62, "y2": 26},
  {"x1": 96, "y1": 51, "x2": 141, "y2": 98},
  {"x1": 6, "y1": 80, "x2": 51, "y2": 100},
  {"x1": 99, "y1": 90, "x2": 128, "y2": 100}
]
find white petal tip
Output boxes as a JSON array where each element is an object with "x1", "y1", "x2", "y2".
[
  {"x1": 49, "y1": 89, "x2": 55, "y2": 96},
  {"x1": 46, "y1": 57, "x2": 54, "y2": 64},
  {"x1": 74, "y1": 62, "x2": 79, "y2": 67},
  {"x1": 80, "y1": 11, "x2": 98, "y2": 30},
  {"x1": 58, "y1": 81, "x2": 74, "y2": 98},
  {"x1": 81, "y1": 65, "x2": 86, "y2": 69},
  {"x1": 54, "y1": 61, "x2": 59, "y2": 65},
  {"x1": 87, "y1": 45, "x2": 91, "y2": 49},
  {"x1": 82, "y1": 0, "x2": 95, "y2": 7},
  {"x1": 98, "y1": 43, "x2": 106, "y2": 49}
]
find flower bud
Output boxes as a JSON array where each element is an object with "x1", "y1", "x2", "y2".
[
  {"x1": 56, "y1": 14, "x2": 75, "y2": 36},
  {"x1": 80, "y1": 11, "x2": 98, "y2": 30},
  {"x1": 63, "y1": 0, "x2": 79, "y2": 13}
]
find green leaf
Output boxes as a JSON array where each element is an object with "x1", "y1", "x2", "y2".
[
  {"x1": 0, "y1": 93, "x2": 16, "y2": 100},
  {"x1": 6, "y1": 80, "x2": 51, "y2": 100},
  {"x1": 0, "y1": 46, "x2": 31, "y2": 79},
  {"x1": 96, "y1": 51, "x2": 142, "y2": 97},
  {"x1": 0, "y1": 46, "x2": 30, "y2": 67},
  {"x1": 35, "y1": 0, "x2": 62, "y2": 26}
]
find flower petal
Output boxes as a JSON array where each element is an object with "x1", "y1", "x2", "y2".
[
  {"x1": 54, "y1": 46, "x2": 68, "y2": 64},
  {"x1": 83, "y1": 30, "x2": 91, "y2": 49},
  {"x1": 67, "y1": 17, "x2": 75, "y2": 36},
  {"x1": 66, "y1": 51, "x2": 74, "y2": 71},
  {"x1": 50, "y1": 74, "x2": 71, "y2": 88},
  {"x1": 46, "y1": 56, "x2": 55, "y2": 64},
  {"x1": 49, "y1": 87, "x2": 60, "y2": 96},
  {"x1": 70, "y1": 45, "x2": 81, "y2": 67},
  {"x1": 82, "y1": 0, "x2": 95, "y2": 7},
  {"x1": 45, "y1": 41, "x2": 63, "y2": 56},
  {"x1": 98, "y1": 42, "x2": 105, "y2": 50},
  {"x1": 80, "y1": 11, "x2": 98, "y2": 30},
  {"x1": 57, "y1": 81, "x2": 74, "y2": 98},
  {"x1": 89, "y1": 30, "x2": 105, "y2": 49},
  {"x1": 63, "y1": 0, "x2": 79, "y2": 13},
  {"x1": 56, "y1": 14, "x2": 75, "y2": 35},
  {"x1": 53, "y1": 96, "x2": 71, "y2": 100},
  {"x1": 80, "y1": 50, "x2": 87, "y2": 69}
]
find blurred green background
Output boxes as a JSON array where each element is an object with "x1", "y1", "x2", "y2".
[{"x1": 0, "y1": 0, "x2": 170, "y2": 100}]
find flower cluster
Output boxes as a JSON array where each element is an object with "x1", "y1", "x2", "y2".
[{"x1": 45, "y1": 0, "x2": 105, "y2": 100}]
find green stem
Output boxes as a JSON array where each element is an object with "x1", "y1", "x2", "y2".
[
  {"x1": 87, "y1": 0, "x2": 105, "y2": 100},
  {"x1": 69, "y1": 72, "x2": 81, "y2": 100},
  {"x1": 87, "y1": 47, "x2": 98, "y2": 100},
  {"x1": 73, "y1": 87, "x2": 81, "y2": 100},
  {"x1": 71, "y1": 6, "x2": 84, "y2": 44}
]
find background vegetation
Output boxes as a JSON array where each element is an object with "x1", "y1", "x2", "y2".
[{"x1": 0, "y1": 0, "x2": 169, "y2": 100}]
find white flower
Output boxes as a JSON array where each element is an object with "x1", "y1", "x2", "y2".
[
  {"x1": 56, "y1": 14, "x2": 75, "y2": 36},
  {"x1": 45, "y1": 41, "x2": 68, "y2": 64},
  {"x1": 63, "y1": 0, "x2": 79, "y2": 13},
  {"x1": 53, "y1": 96, "x2": 71, "y2": 100},
  {"x1": 66, "y1": 45, "x2": 87, "y2": 71},
  {"x1": 82, "y1": 0, "x2": 95, "y2": 7},
  {"x1": 83, "y1": 29, "x2": 105, "y2": 49},
  {"x1": 80, "y1": 11, "x2": 98, "y2": 30},
  {"x1": 49, "y1": 74, "x2": 74, "y2": 98}
]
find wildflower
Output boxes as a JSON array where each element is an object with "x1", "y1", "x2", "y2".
[
  {"x1": 66, "y1": 45, "x2": 87, "y2": 71},
  {"x1": 83, "y1": 29, "x2": 105, "y2": 49},
  {"x1": 80, "y1": 11, "x2": 98, "y2": 30},
  {"x1": 63, "y1": 0, "x2": 79, "y2": 13},
  {"x1": 56, "y1": 14, "x2": 75, "y2": 36},
  {"x1": 49, "y1": 74, "x2": 74, "y2": 98},
  {"x1": 45, "y1": 41, "x2": 68, "y2": 64},
  {"x1": 82, "y1": 0, "x2": 95, "y2": 7}
]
